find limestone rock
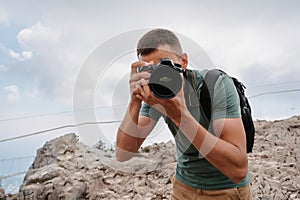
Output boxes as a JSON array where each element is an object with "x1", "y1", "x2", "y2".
[{"x1": 1, "y1": 115, "x2": 300, "y2": 199}]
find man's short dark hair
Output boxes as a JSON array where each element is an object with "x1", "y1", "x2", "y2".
[{"x1": 137, "y1": 28, "x2": 183, "y2": 57}]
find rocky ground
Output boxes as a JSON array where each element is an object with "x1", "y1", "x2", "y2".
[
  {"x1": 248, "y1": 116, "x2": 300, "y2": 199},
  {"x1": 0, "y1": 116, "x2": 299, "y2": 199}
]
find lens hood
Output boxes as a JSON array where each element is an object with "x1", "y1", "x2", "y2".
[{"x1": 149, "y1": 65, "x2": 182, "y2": 99}]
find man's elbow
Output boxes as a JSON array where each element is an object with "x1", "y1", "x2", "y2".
[
  {"x1": 231, "y1": 166, "x2": 248, "y2": 183},
  {"x1": 115, "y1": 151, "x2": 129, "y2": 162},
  {"x1": 115, "y1": 147, "x2": 134, "y2": 162}
]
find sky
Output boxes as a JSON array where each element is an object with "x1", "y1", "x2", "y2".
[{"x1": 0, "y1": 0, "x2": 300, "y2": 189}]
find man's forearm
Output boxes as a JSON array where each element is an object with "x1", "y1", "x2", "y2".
[
  {"x1": 119, "y1": 99, "x2": 141, "y2": 136},
  {"x1": 116, "y1": 99, "x2": 142, "y2": 161}
]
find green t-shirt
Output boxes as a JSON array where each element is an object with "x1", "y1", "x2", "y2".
[{"x1": 139, "y1": 69, "x2": 250, "y2": 190}]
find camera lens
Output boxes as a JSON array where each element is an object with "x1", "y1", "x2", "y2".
[{"x1": 149, "y1": 65, "x2": 182, "y2": 99}]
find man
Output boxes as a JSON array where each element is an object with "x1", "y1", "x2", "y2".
[{"x1": 116, "y1": 28, "x2": 252, "y2": 199}]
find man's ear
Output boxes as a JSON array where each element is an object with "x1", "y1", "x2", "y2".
[{"x1": 181, "y1": 53, "x2": 188, "y2": 69}]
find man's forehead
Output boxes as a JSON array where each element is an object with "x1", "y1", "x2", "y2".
[
  {"x1": 140, "y1": 52, "x2": 174, "y2": 62},
  {"x1": 139, "y1": 46, "x2": 180, "y2": 62}
]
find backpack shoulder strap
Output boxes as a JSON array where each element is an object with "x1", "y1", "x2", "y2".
[{"x1": 200, "y1": 69, "x2": 224, "y2": 121}]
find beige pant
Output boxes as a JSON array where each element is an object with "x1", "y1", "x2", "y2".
[{"x1": 171, "y1": 177, "x2": 252, "y2": 200}]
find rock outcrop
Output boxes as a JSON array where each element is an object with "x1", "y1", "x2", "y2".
[
  {"x1": 1, "y1": 116, "x2": 300, "y2": 199},
  {"x1": 13, "y1": 134, "x2": 176, "y2": 200}
]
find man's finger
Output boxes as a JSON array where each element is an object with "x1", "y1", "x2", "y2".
[
  {"x1": 130, "y1": 72, "x2": 150, "y2": 83},
  {"x1": 141, "y1": 81, "x2": 151, "y2": 96}
]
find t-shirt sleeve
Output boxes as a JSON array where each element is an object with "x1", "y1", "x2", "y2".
[
  {"x1": 212, "y1": 74, "x2": 241, "y2": 120},
  {"x1": 139, "y1": 102, "x2": 162, "y2": 121}
]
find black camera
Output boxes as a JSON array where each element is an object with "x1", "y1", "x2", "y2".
[{"x1": 136, "y1": 58, "x2": 184, "y2": 99}]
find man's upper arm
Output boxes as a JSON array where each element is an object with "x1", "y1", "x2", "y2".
[
  {"x1": 213, "y1": 118, "x2": 247, "y2": 152},
  {"x1": 212, "y1": 74, "x2": 241, "y2": 120},
  {"x1": 211, "y1": 74, "x2": 246, "y2": 151}
]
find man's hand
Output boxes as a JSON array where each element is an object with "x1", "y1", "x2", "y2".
[
  {"x1": 130, "y1": 61, "x2": 153, "y2": 103},
  {"x1": 136, "y1": 74, "x2": 189, "y2": 126},
  {"x1": 131, "y1": 59, "x2": 189, "y2": 125}
]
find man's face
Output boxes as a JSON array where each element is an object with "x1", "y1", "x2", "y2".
[{"x1": 139, "y1": 45, "x2": 187, "y2": 69}]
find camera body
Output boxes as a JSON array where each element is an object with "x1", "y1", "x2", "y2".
[{"x1": 136, "y1": 58, "x2": 183, "y2": 99}]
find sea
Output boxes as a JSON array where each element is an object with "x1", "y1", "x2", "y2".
[
  {"x1": 0, "y1": 156, "x2": 34, "y2": 195},
  {"x1": 1, "y1": 174, "x2": 24, "y2": 194}
]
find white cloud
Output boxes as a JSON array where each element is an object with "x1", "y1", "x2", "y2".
[
  {"x1": 17, "y1": 22, "x2": 61, "y2": 52},
  {"x1": 3, "y1": 85, "x2": 21, "y2": 101},
  {"x1": 9, "y1": 49, "x2": 21, "y2": 60},
  {"x1": 14, "y1": 21, "x2": 99, "y2": 106},
  {"x1": 8, "y1": 49, "x2": 33, "y2": 61},
  {"x1": 21, "y1": 51, "x2": 32, "y2": 60},
  {"x1": 182, "y1": 11, "x2": 300, "y2": 85}
]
